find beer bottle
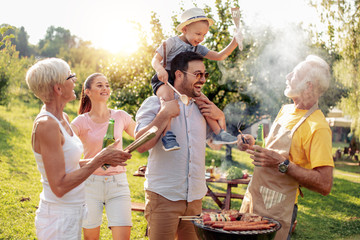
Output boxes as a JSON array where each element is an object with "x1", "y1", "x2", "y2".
[
  {"x1": 101, "y1": 118, "x2": 115, "y2": 170},
  {"x1": 255, "y1": 123, "x2": 265, "y2": 148},
  {"x1": 209, "y1": 159, "x2": 215, "y2": 178}
]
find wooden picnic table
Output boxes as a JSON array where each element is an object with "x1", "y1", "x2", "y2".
[{"x1": 205, "y1": 177, "x2": 250, "y2": 210}]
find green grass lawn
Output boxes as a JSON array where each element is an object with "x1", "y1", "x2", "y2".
[{"x1": 0, "y1": 100, "x2": 359, "y2": 239}]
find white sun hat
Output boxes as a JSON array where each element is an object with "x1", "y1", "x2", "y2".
[{"x1": 176, "y1": 7, "x2": 214, "y2": 32}]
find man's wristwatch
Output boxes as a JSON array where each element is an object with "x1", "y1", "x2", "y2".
[{"x1": 278, "y1": 159, "x2": 290, "y2": 173}]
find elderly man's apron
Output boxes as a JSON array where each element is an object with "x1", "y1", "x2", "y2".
[{"x1": 240, "y1": 104, "x2": 317, "y2": 240}]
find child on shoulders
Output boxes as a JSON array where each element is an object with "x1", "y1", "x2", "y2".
[{"x1": 151, "y1": 7, "x2": 243, "y2": 151}]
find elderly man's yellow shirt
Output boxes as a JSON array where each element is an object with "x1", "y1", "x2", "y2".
[
  {"x1": 274, "y1": 104, "x2": 334, "y2": 168},
  {"x1": 274, "y1": 104, "x2": 334, "y2": 202}
]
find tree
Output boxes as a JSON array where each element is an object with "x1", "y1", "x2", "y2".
[
  {"x1": 0, "y1": 24, "x2": 36, "y2": 57},
  {"x1": 0, "y1": 25, "x2": 14, "y2": 48},
  {"x1": 100, "y1": 0, "x2": 345, "y2": 155},
  {"x1": 0, "y1": 26, "x2": 15, "y2": 106},
  {"x1": 170, "y1": 0, "x2": 262, "y2": 133},
  {"x1": 0, "y1": 26, "x2": 34, "y2": 108},
  {"x1": 15, "y1": 26, "x2": 31, "y2": 57},
  {"x1": 38, "y1": 26, "x2": 76, "y2": 57},
  {"x1": 311, "y1": 0, "x2": 360, "y2": 136},
  {"x1": 103, "y1": 14, "x2": 163, "y2": 117},
  {"x1": 57, "y1": 39, "x2": 112, "y2": 96},
  {"x1": 195, "y1": 0, "x2": 344, "y2": 134}
]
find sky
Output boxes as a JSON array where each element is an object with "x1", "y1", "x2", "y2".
[{"x1": 1, "y1": 0, "x2": 320, "y2": 54}]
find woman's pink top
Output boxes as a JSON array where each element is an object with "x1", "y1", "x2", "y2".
[{"x1": 71, "y1": 109, "x2": 133, "y2": 176}]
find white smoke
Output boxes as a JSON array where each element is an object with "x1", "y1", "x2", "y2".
[{"x1": 219, "y1": 16, "x2": 314, "y2": 120}]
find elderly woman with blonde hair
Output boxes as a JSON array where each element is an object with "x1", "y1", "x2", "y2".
[{"x1": 26, "y1": 58, "x2": 132, "y2": 240}]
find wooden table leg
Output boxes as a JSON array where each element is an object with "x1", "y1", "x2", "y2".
[
  {"x1": 224, "y1": 183, "x2": 238, "y2": 210},
  {"x1": 224, "y1": 184, "x2": 232, "y2": 210},
  {"x1": 207, "y1": 185, "x2": 223, "y2": 209}
]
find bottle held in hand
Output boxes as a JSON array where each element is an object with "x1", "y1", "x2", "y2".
[
  {"x1": 101, "y1": 118, "x2": 115, "y2": 170},
  {"x1": 255, "y1": 124, "x2": 265, "y2": 148},
  {"x1": 209, "y1": 159, "x2": 215, "y2": 178}
]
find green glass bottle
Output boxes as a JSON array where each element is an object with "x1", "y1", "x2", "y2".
[
  {"x1": 101, "y1": 118, "x2": 115, "y2": 170},
  {"x1": 255, "y1": 123, "x2": 265, "y2": 148}
]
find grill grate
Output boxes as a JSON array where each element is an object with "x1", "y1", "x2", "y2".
[{"x1": 193, "y1": 216, "x2": 281, "y2": 236}]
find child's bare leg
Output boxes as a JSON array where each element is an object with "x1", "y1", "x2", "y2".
[
  {"x1": 156, "y1": 84, "x2": 180, "y2": 151},
  {"x1": 157, "y1": 85, "x2": 174, "y2": 136},
  {"x1": 195, "y1": 93, "x2": 222, "y2": 135},
  {"x1": 206, "y1": 117, "x2": 221, "y2": 135},
  {"x1": 156, "y1": 84, "x2": 174, "y2": 102},
  {"x1": 195, "y1": 93, "x2": 238, "y2": 145},
  {"x1": 206, "y1": 116, "x2": 238, "y2": 144}
]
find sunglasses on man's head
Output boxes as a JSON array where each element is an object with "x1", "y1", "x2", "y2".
[
  {"x1": 182, "y1": 71, "x2": 209, "y2": 81},
  {"x1": 66, "y1": 73, "x2": 76, "y2": 80}
]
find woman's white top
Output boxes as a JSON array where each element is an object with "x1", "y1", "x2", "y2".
[{"x1": 33, "y1": 109, "x2": 85, "y2": 205}]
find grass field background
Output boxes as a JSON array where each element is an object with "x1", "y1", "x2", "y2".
[{"x1": 0, "y1": 100, "x2": 359, "y2": 239}]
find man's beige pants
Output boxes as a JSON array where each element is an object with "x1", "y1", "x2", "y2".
[{"x1": 145, "y1": 190, "x2": 202, "y2": 240}]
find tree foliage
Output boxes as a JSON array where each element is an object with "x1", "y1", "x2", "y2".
[
  {"x1": 0, "y1": 0, "x2": 351, "y2": 132},
  {"x1": 0, "y1": 24, "x2": 35, "y2": 57},
  {"x1": 0, "y1": 25, "x2": 15, "y2": 48},
  {"x1": 57, "y1": 39, "x2": 112, "y2": 96},
  {"x1": 0, "y1": 23, "x2": 115, "y2": 107},
  {"x1": 169, "y1": 0, "x2": 262, "y2": 135},
  {"x1": 101, "y1": 1, "x2": 251, "y2": 120},
  {"x1": 101, "y1": 16, "x2": 161, "y2": 117},
  {"x1": 311, "y1": 0, "x2": 360, "y2": 136},
  {"x1": 0, "y1": 26, "x2": 34, "y2": 107},
  {"x1": 0, "y1": 31, "x2": 11, "y2": 105},
  {"x1": 38, "y1": 26, "x2": 76, "y2": 57},
  {"x1": 102, "y1": 0, "x2": 345, "y2": 132}
]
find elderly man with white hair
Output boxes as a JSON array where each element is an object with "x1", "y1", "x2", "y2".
[{"x1": 237, "y1": 55, "x2": 334, "y2": 240}]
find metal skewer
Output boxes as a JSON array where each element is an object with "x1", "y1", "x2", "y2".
[
  {"x1": 238, "y1": 129, "x2": 249, "y2": 144},
  {"x1": 237, "y1": 121, "x2": 249, "y2": 144},
  {"x1": 178, "y1": 215, "x2": 201, "y2": 220}
]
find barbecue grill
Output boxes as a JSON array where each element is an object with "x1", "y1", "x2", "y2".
[{"x1": 192, "y1": 216, "x2": 281, "y2": 240}]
